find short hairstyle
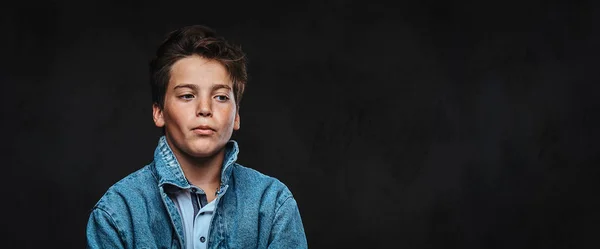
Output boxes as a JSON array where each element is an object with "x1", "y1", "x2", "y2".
[{"x1": 149, "y1": 25, "x2": 247, "y2": 109}]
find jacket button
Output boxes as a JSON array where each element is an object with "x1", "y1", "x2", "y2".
[{"x1": 200, "y1": 236, "x2": 206, "y2": 243}]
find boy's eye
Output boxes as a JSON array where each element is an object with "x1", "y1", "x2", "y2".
[
  {"x1": 215, "y1": 95, "x2": 229, "y2": 101},
  {"x1": 179, "y1": 94, "x2": 195, "y2": 100}
]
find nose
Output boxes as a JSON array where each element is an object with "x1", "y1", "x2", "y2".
[{"x1": 197, "y1": 98, "x2": 212, "y2": 117}]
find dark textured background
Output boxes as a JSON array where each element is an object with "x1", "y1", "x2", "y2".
[{"x1": 2, "y1": 0, "x2": 599, "y2": 248}]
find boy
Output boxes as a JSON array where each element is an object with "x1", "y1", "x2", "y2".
[{"x1": 86, "y1": 25, "x2": 308, "y2": 249}]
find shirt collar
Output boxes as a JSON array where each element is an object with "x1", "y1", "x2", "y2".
[{"x1": 153, "y1": 135, "x2": 239, "y2": 191}]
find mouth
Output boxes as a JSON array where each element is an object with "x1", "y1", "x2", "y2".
[{"x1": 192, "y1": 125, "x2": 216, "y2": 135}]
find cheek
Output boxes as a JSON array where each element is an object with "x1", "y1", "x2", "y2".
[
  {"x1": 163, "y1": 106, "x2": 190, "y2": 128},
  {"x1": 216, "y1": 106, "x2": 236, "y2": 120},
  {"x1": 227, "y1": 111, "x2": 238, "y2": 126}
]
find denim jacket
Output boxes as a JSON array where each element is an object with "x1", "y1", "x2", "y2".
[{"x1": 86, "y1": 136, "x2": 308, "y2": 248}]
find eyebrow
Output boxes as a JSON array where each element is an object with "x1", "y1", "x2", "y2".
[
  {"x1": 173, "y1": 84, "x2": 232, "y2": 92},
  {"x1": 173, "y1": 84, "x2": 198, "y2": 91},
  {"x1": 212, "y1": 84, "x2": 232, "y2": 91}
]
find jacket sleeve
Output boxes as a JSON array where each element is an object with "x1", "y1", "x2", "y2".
[
  {"x1": 86, "y1": 207, "x2": 126, "y2": 249},
  {"x1": 268, "y1": 196, "x2": 308, "y2": 249}
]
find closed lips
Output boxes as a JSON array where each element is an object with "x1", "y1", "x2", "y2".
[{"x1": 193, "y1": 125, "x2": 214, "y2": 131}]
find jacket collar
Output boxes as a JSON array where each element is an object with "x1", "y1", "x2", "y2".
[{"x1": 152, "y1": 135, "x2": 238, "y2": 191}]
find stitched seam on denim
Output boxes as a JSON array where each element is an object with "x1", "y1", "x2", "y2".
[
  {"x1": 149, "y1": 162, "x2": 158, "y2": 181},
  {"x1": 220, "y1": 141, "x2": 239, "y2": 185},
  {"x1": 274, "y1": 195, "x2": 294, "y2": 216},
  {"x1": 267, "y1": 195, "x2": 294, "y2": 246},
  {"x1": 161, "y1": 189, "x2": 186, "y2": 247},
  {"x1": 94, "y1": 207, "x2": 127, "y2": 246},
  {"x1": 159, "y1": 137, "x2": 187, "y2": 183}
]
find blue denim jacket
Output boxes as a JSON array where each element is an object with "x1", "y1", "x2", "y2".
[{"x1": 87, "y1": 136, "x2": 308, "y2": 248}]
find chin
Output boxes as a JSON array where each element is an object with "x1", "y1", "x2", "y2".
[
  {"x1": 187, "y1": 139, "x2": 224, "y2": 158},
  {"x1": 188, "y1": 150, "x2": 217, "y2": 158}
]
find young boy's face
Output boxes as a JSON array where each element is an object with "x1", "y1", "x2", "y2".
[{"x1": 152, "y1": 56, "x2": 240, "y2": 159}]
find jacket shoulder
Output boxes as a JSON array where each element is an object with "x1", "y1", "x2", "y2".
[
  {"x1": 231, "y1": 163, "x2": 294, "y2": 201},
  {"x1": 92, "y1": 164, "x2": 158, "y2": 212}
]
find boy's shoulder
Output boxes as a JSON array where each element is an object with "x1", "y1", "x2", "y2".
[
  {"x1": 231, "y1": 163, "x2": 294, "y2": 199},
  {"x1": 92, "y1": 164, "x2": 158, "y2": 211},
  {"x1": 232, "y1": 163, "x2": 283, "y2": 185}
]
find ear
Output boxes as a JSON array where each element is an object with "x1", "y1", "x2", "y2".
[
  {"x1": 233, "y1": 111, "x2": 240, "y2": 130},
  {"x1": 152, "y1": 103, "x2": 165, "y2": 128}
]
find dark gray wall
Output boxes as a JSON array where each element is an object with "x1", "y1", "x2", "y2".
[{"x1": 2, "y1": 0, "x2": 599, "y2": 248}]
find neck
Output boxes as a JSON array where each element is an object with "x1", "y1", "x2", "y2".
[
  {"x1": 166, "y1": 141, "x2": 225, "y2": 189},
  {"x1": 178, "y1": 150, "x2": 224, "y2": 188},
  {"x1": 179, "y1": 151, "x2": 223, "y2": 203}
]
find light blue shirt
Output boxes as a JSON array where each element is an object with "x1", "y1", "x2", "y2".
[{"x1": 170, "y1": 187, "x2": 216, "y2": 249}]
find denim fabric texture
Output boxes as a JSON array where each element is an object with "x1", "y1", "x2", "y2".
[{"x1": 86, "y1": 136, "x2": 308, "y2": 248}]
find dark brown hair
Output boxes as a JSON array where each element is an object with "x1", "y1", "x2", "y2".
[{"x1": 149, "y1": 25, "x2": 247, "y2": 109}]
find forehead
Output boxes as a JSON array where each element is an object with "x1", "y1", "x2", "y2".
[{"x1": 169, "y1": 56, "x2": 232, "y2": 87}]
